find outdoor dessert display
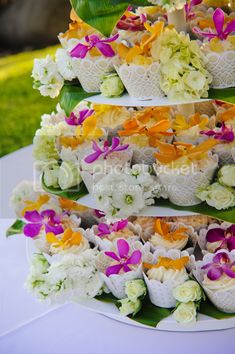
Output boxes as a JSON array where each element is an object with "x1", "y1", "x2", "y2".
[{"x1": 7, "y1": 0, "x2": 235, "y2": 331}]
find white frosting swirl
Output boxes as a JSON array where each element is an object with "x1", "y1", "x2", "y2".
[
  {"x1": 147, "y1": 266, "x2": 188, "y2": 283},
  {"x1": 203, "y1": 274, "x2": 235, "y2": 292}
]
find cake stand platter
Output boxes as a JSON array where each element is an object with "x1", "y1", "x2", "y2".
[
  {"x1": 85, "y1": 93, "x2": 212, "y2": 107},
  {"x1": 78, "y1": 194, "x2": 198, "y2": 217}
]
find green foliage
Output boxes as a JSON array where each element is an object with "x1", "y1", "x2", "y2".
[
  {"x1": 6, "y1": 219, "x2": 26, "y2": 237},
  {"x1": 208, "y1": 87, "x2": 235, "y2": 105}
]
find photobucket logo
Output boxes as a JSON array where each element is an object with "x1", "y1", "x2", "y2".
[{"x1": 156, "y1": 163, "x2": 197, "y2": 176}]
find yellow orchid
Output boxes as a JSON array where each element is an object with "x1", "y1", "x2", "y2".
[
  {"x1": 46, "y1": 228, "x2": 83, "y2": 249},
  {"x1": 154, "y1": 219, "x2": 188, "y2": 242},
  {"x1": 219, "y1": 105, "x2": 235, "y2": 123},
  {"x1": 134, "y1": 106, "x2": 171, "y2": 126},
  {"x1": 59, "y1": 197, "x2": 89, "y2": 212},
  {"x1": 144, "y1": 256, "x2": 189, "y2": 271},
  {"x1": 75, "y1": 115, "x2": 104, "y2": 144},
  {"x1": 61, "y1": 10, "x2": 95, "y2": 40},
  {"x1": 21, "y1": 195, "x2": 50, "y2": 217},
  {"x1": 173, "y1": 113, "x2": 209, "y2": 132},
  {"x1": 154, "y1": 139, "x2": 218, "y2": 165}
]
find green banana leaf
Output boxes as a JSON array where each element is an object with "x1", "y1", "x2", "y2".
[
  {"x1": 208, "y1": 87, "x2": 235, "y2": 105},
  {"x1": 157, "y1": 199, "x2": 235, "y2": 224},
  {"x1": 199, "y1": 299, "x2": 235, "y2": 320},
  {"x1": 70, "y1": 0, "x2": 149, "y2": 37},
  {"x1": 42, "y1": 173, "x2": 88, "y2": 200},
  {"x1": 6, "y1": 219, "x2": 26, "y2": 237},
  {"x1": 60, "y1": 83, "x2": 96, "y2": 116}
]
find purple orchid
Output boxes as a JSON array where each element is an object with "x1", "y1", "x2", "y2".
[
  {"x1": 65, "y1": 109, "x2": 94, "y2": 126},
  {"x1": 117, "y1": 12, "x2": 146, "y2": 31},
  {"x1": 206, "y1": 225, "x2": 235, "y2": 252},
  {"x1": 202, "y1": 252, "x2": 235, "y2": 280},
  {"x1": 97, "y1": 219, "x2": 128, "y2": 238},
  {"x1": 200, "y1": 123, "x2": 234, "y2": 143},
  {"x1": 193, "y1": 8, "x2": 235, "y2": 40},
  {"x1": 185, "y1": 0, "x2": 202, "y2": 21},
  {"x1": 104, "y1": 239, "x2": 142, "y2": 276},
  {"x1": 94, "y1": 209, "x2": 106, "y2": 219},
  {"x1": 84, "y1": 137, "x2": 129, "y2": 164},
  {"x1": 70, "y1": 33, "x2": 119, "y2": 59},
  {"x1": 23, "y1": 210, "x2": 64, "y2": 238}
]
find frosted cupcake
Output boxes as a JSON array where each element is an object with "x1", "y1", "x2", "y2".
[
  {"x1": 80, "y1": 137, "x2": 132, "y2": 193},
  {"x1": 154, "y1": 139, "x2": 219, "y2": 206},
  {"x1": 200, "y1": 122, "x2": 235, "y2": 165},
  {"x1": 165, "y1": 215, "x2": 215, "y2": 232},
  {"x1": 194, "y1": 8, "x2": 235, "y2": 88},
  {"x1": 198, "y1": 222, "x2": 235, "y2": 253},
  {"x1": 70, "y1": 31, "x2": 119, "y2": 92},
  {"x1": 119, "y1": 117, "x2": 173, "y2": 164},
  {"x1": 115, "y1": 21, "x2": 165, "y2": 99},
  {"x1": 143, "y1": 218, "x2": 197, "y2": 252},
  {"x1": 173, "y1": 112, "x2": 212, "y2": 145},
  {"x1": 193, "y1": 251, "x2": 235, "y2": 313},
  {"x1": 143, "y1": 249, "x2": 190, "y2": 308},
  {"x1": 87, "y1": 219, "x2": 141, "y2": 250},
  {"x1": 96, "y1": 239, "x2": 143, "y2": 298}
]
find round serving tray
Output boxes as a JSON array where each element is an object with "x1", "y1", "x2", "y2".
[
  {"x1": 78, "y1": 194, "x2": 198, "y2": 217},
  {"x1": 85, "y1": 93, "x2": 211, "y2": 107}
]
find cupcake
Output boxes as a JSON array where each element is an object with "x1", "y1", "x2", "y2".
[
  {"x1": 96, "y1": 239, "x2": 143, "y2": 298},
  {"x1": 119, "y1": 117, "x2": 173, "y2": 164},
  {"x1": 115, "y1": 21, "x2": 165, "y2": 99},
  {"x1": 165, "y1": 215, "x2": 216, "y2": 232},
  {"x1": 133, "y1": 216, "x2": 156, "y2": 238},
  {"x1": 87, "y1": 219, "x2": 141, "y2": 250},
  {"x1": 216, "y1": 104, "x2": 235, "y2": 130},
  {"x1": 70, "y1": 31, "x2": 119, "y2": 92},
  {"x1": 194, "y1": 8, "x2": 235, "y2": 89},
  {"x1": 80, "y1": 137, "x2": 133, "y2": 193},
  {"x1": 173, "y1": 112, "x2": 212, "y2": 145},
  {"x1": 198, "y1": 222, "x2": 235, "y2": 253},
  {"x1": 143, "y1": 249, "x2": 190, "y2": 308},
  {"x1": 143, "y1": 218, "x2": 197, "y2": 252},
  {"x1": 193, "y1": 250, "x2": 235, "y2": 313},
  {"x1": 154, "y1": 139, "x2": 219, "y2": 206}
]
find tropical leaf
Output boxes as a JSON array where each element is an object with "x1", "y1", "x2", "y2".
[
  {"x1": 60, "y1": 83, "x2": 96, "y2": 116},
  {"x1": 70, "y1": 0, "x2": 149, "y2": 37},
  {"x1": 157, "y1": 199, "x2": 235, "y2": 224},
  {"x1": 199, "y1": 299, "x2": 235, "y2": 320},
  {"x1": 42, "y1": 173, "x2": 88, "y2": 200},
  {"x1": 6, "y1": 219, "x2": 26, "y2": 237},
  {"x1": 208, "y1": 87, "x2": 235, "y2": 105}
]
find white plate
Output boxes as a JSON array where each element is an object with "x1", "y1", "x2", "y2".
[
  {"x1": 85, "y1": 93, "x2": 211, "y2": 107},
  {"x1": 78, "y1": 194, "x2": 198, "y2": 217}
]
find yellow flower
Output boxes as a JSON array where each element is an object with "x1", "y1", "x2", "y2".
[
  {"x1": 59, "y1": 197, "x2": 90, "y2": 212},
  {"x1": 144, "y1": 256, "x2": 189, "y2": 271},
  {"x1": 173, "y1": 113, "x2": 209, "y2": 131},
  {"x1": 75, "y1": 115, "x2": 104, "y2": 145},
  {"x1": 154, "y1": 219, "x2": 188, "y2": 242},
  {"x1": 46, "y1": 228, "x2": 83, "y2": 249},
  {"x1": 60, "y1": 10, "x2": 95, "y2": 40},
  {"x1": 22, "y1": 195, "x2": 50, "y2": 216}
]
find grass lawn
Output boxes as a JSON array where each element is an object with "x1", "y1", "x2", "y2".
[{"x1": 0, "y1": 46, "x2": 58, "y2": 157}]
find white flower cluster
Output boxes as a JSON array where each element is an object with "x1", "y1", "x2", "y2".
[
  {"x1": 94, "y1": 164, "x2": 166, "y2": 220},
  {"x1": 25, "y1": 250, "x2": 103, "y2": 304}
]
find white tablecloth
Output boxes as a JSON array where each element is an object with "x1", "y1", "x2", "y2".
[{"x1": 0, "y1": 146, "x2": 234, "y2": 354}]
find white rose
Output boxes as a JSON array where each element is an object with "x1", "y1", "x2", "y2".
[
  {"x1": 218, "y1": 165, "x2": 235, "y2": 188},
  {"x1": 43, "y1": 164, "x2": 60, "y2": 188},
  {"x1": 58, "y1": 161, "x2": 82, "y2": 190},
  {"x1": 125, "y1": 279, "x2": 147, "y2": 302},
  {"x1": 173, "y1": 280, "x2": 202, "y2": 303},
  {"x1": 173, "y1": 302, "x2": 197, "y2": 326},
  {"x1": 118, "y1": 298, "x2": 142, "y2": 316},
  {"x1": 197, "y1": 182, "x2": 235, "y2": 210}
]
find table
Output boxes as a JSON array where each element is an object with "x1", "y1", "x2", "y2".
[{"x1": 0, "y1": 146, "x2": 234, "y2": 354}]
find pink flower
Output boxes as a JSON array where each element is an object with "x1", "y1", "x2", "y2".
[
  {"x1": 206, "y1": 225, "x2": 235, "y2": 252},
  {"x1": 97, "y1": 220, "x2": 128, "y2": 238},
  {"x1": 185, "y1": 0, "x2": 203, "y2": 21},
  {"x1": 23, "y1": 210, "x2": 63, "y2": 238},
  {"x1": 200, "y1": 123, "x2": 234, "y2": 143},
  {"x1": 202, "y1": 252, "x2": 235, "y2": 280},
  {"x1": 105, "y1": 239, "x2": 142, "y2": 276},
  {"x1": 65, "y1": 109, "x2": 94, "y2": 126}
]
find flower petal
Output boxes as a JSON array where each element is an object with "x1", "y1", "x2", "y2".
[
  {"x1": 97, "y1": 223, "x2": 111, "y2": 237},
  {"x1": 105, "y1": 264, "x2": 123, "y2": 276},
  {"x1": 104, "y1": 251, "x2": 120, "y2": 262},
  {"x1": 117, "y1": 239, "x2": 129, "y2": 259},
  {"x1": 123, "y1": 263, "x2": 131, "y2": 273},
  {"x1": 207, "y1": 266, "x2": 223, "y2": 280},
  {"x1": 126, "y1": 250, "x2": 142, "y2": 265},
  {"x1": 70, "y1": 43, "x2": 89, "y2": 58},
  {"x1": 227, "y1": 237, "x2": 235, "y2": 251},
  {"x1": 41, "y1": 209, "x2": 56, "y2": 219},
  {"x1": 84, "y1": 150, "x2": 103, "y2": 163},
  {"x1": 24, "y1": 210, "x2": 42, "y2": 223},
  {"x1": 45, "y1": 224, "x2": 63, "y2": 235},
  {"x1": 224, "y1": 19, "x2": 235, "y2": 36},
  {"x1": 213, "y1": 252, "x2": 230, "y2": 264},
  {"x1": 213, "y1": 8, "x2": 225, "y2": 37},
  {"x1": 23, "y1": 223, "x2": 42, "y2": 238},
  {"x1": 222, "y1": 265, "x2": 235, "y2": 278},
  {"x1": 206, "y1": 228, "x2": 225, "y2": 243},
  {"x1": 95, "y1": 42, "x2": 116, "y2": 57}
]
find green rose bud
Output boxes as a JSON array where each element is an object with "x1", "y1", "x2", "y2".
[
  {"x1": 125, "y1": 279, "x2": 147, "y2": 302},
  {"x1": 173, "y1": 280, "x2": 202, "y2": 303},
  {"x1": 197, "y1": 182, "x2": 235, "y2": 210},
  {"x1": 173, "y1": 302, "x2": 197, "y2": 326},
  {"x1": 218, "y1": 165, "x2": 235, "y2": 188},
  {"x1": 43, "y1": 163, "x2": 60, "y2": 188},
  {"x1": 58, "y1": 161, "x2": 82, "y2": 190},
  {"x1": 100, "y1": 73, "x2": 125, "y2": 98},
  {"x1": 118, "y1": 298, "x2": 142, "y2": 316}
]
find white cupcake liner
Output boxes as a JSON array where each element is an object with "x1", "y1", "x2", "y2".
[
  {"x1": 193, "y1": 250, "x2": 235, "y2": 313},
  {"x1": 153, "y1": 154, "x2": 219, "y2": 206},
  {"x1": 213, "y1": 143, "x2": 235, "y2": 166},
  {"x1": 232, "y1": 148, "x2": 235, "y2": 163},
  {"x1": 143, "y1": 249, "x2": 190, "y2": 308},
  {"x1": 115, "y1": 62, "x2": 164, "y2": 99},
  {"x1": 72, "y1": 56, "x2": 118, "y2": 92},
  {"x1": 205, "y1": 51, "x2": 235, "y2": 89},
  {"x1": 198, "y1": 221, "x2": 232, "y2": 254},
  {"x1": 86, "y1": 222, "x2": 142, "y2": 251},
  {"x1": 132, "y1": 145, "x2": 156, "y2": 165},
  {"x1": 142, "y1": 221, "x2": 198, "y2": 254}
]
